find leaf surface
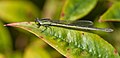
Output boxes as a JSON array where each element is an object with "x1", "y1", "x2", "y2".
[
  {"x1": 5, "y1": 22, "x2": 120, "y2": 58},
  {"x1": 0, "y1": 21, "x2": 12, "y2": 56},
  {"x1": 24, "y1": 39, "x2": 51, "y2": 58},
  {"x1": 99, "y1": 2, "x2": 120, "y2": 22},
  {"x1": 60, "y1": 0, "x2": 97, "y2": 21},
  {"x1": 0, "y1": 1, "x2": 40, "y2": 22}
]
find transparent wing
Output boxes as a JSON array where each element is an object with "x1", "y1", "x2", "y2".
[
  {"x1": 70, "y1": 20, "x2": 93, "y2": 27},
  {"x1": 51, "y1": 20, "x2": 93, "y2": 27}
]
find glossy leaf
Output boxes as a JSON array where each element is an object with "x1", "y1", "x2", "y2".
[
  {"x1": 5, "y1": 22, "x2": 120, "y2": 58},
  {"x1": 0, "y1": 1, "x2": 40, "y2": 22},
  {"x1": 99, "y1": 2, "x2": 120, "y2": 22},
  {"x1": 60, "y1": 0, "x2": 97, "y2": 21}
]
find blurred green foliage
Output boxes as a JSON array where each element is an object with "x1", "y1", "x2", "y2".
[
  {"x1": 0, "y1": 0, "x2": 64, "y2": 58},
  {"x1": 0, "y1": 0, "x2": 120, "y2": 58}
]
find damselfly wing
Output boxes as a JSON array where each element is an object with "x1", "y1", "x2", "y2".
[{"x1": 69, "y1": 20, "x2": 93, "y2": 27}]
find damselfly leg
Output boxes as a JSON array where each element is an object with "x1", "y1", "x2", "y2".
[{"x1": 41, "y1": 25, "x2": 52, "y2": 32}]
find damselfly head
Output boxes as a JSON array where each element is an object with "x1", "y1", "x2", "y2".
[
  {"x1": 35, "y1": 18, "x2": 42, "y2": 28},
  {"x1": 35, "y1": 18, "x2": 51, "y2": 28},
  {"x1": 35, "y1": 18, "x2": 40, "y2": 24}
]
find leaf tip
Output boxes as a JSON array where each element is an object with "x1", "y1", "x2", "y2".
[
  {"x1": 4, "y1": 23, "x2": 16, "y2": 26},
  {"x1": 98, "y1": 17, "x2": 104, "y2": 22}
]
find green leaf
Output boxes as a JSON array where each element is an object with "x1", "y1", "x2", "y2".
[
  {"x1": 112, "y1": 29, "x2": 120, "y2": 54},
  {"x1": 60, "y1": 0, "x2": 97, "y2": 21},
  {"x1": 5, "y1": 22, "x2": 120, "y2": 58},
  {"x1": 0, "y1": 21, "x2": 12, "y2": 57},
  {"x1": 99, "y1": 2, "x2": 120, "y2": 22},
  {"x1": 0, "y1": 1, "x2": 40, "y2": 22}
]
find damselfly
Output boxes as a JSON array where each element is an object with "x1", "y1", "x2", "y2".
[{"x1": 35, "y1": 18, "x2": 113, "y2": 32}]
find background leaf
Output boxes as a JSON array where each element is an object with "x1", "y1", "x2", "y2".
[
  {"x1": 60, "y1": 0, "x2": 98, "y2": 21},
  {"x1": 99, "y1": 2, "x2": 120, "y2": 22},
  {"x1": 0, "y1": 1, "x2": 40, "y2": 22},
  {"x1": 5, "y1": 22, "x2": 120, "y2": 58},
  {"x1": 23, "y1": 39, "x2": 51, "y2": 58},
  {"x1": 0, "y1": 53, "x2": 5, "y2": 58},
  {"x1": 0, "y1": 21, "x2": 12, "y2": 57},
  {"x1": 11, "y1": 51, "x2": 22, "y2": 58}
]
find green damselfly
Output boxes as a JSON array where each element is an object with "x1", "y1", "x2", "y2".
[{"x1": 35, "y1": 18, "x2": 113, "y2": 32}]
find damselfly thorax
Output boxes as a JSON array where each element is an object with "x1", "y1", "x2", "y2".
[{"x1": 35, "y1": 18, "x2": 113, "y2": 32}]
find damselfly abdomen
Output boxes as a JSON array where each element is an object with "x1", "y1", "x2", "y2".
[{"x1": 35, "y1": 18, "x2": 113, "y2": 32}]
